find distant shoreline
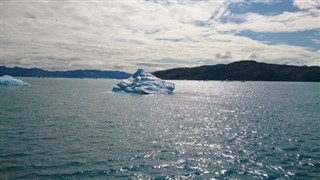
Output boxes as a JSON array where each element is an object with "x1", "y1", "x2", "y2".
[
  {"x1": 0, "y1": 66, "x2": 131, "y2": 80},
  {"x1": 1, "y1": 60, "x2": 320, "y2": 82}
]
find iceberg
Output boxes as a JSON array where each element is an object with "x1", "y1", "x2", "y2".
[
  {"x1": 0, "y1": 75, "x2": 30, "y2": 86},
  {"x1": 112, "y1": 68, "x2": 175, "y2": 95}
]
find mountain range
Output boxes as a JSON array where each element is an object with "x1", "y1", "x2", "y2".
[
  {"x1": 152, "y1": 60, "x2": 320, "y2": 82},
  {"x1": 0, "y1": 66, "x2": 131, "y2": 79}
]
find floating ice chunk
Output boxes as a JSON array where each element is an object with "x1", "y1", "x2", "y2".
[
  {"x1": 112, "y1": 68, "x2": 175, "y2": 95},
  {"x1": 0, "y1": 75, "x2": 30, "y2": 86}
]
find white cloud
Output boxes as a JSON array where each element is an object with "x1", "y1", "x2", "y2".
[
  {"x1": 213, "y1": 10, "x2": 320, "y2": 33},
  {"x1": 247, "y1": 52, "x2": 258, "y2": 59},
  {"x1": 308, "y1": 50, "x2": 320, "y2": 66},
  {"x1": 1, "y1": 0, "x2": 319, "y2": 72},
  {"x1": 293, "y1": 0, "x2": 320, "y2": 10},
  {"x1": 311, "y1": 38, "x2": 320, "y2": 44}
]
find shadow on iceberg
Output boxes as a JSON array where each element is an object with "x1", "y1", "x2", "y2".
[
  {"x1": 0, "y1": 75, "x2": 30, "y2": 86},
  {"x1": 112, "y1": 68, "x2": 175, "y2": 95}
]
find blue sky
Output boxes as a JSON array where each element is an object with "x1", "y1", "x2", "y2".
[
  {"x1": 228, "y1": 0, "x2": 319, "y2": 50},
  {"x1": 2, "y1": 0, "x2": 319, "y2": 72},
  {"x1": 237, "y1": 30, "x2": 319, "y2": 50},
  {"x1": 228, "y1": 0, "x2": 300, "y2": 15}
]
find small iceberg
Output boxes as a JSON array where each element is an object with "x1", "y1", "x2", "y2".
[
  {"x1": 0, "y1": 75, "x2": 30, "y2": 86},
  {"x1": 112, "y1": 68, "x2": 175, "y2": 95}
]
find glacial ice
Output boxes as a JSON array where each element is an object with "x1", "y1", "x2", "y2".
[
  {"x1": 112, "y1": 68, "x2": 175, "y2": 95},
  {"x1": 0, "y1": 75, "x2": 30, "y2": 86}
]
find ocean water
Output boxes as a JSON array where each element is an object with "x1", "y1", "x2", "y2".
[{"x1": 0, "y1": 78, "x2": 319, "y2": 179}]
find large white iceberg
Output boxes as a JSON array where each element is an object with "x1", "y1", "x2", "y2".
[
  {"x1": 0, "y1": 75, "x2": 30, "y2": 86},
  {"x1": 112, "y1": 68, "x2": 175, "y2": 95}
]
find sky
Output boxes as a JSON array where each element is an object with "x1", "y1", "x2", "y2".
[{"x1": 1, "y1": 0, "x2": 320, "y2": 72}]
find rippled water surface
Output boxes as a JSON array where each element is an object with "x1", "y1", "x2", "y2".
[{"x1": 1, "y1": 78, "x2": 320, "y2": 179}]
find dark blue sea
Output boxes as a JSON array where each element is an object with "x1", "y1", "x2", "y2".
[{"x1": 1, "y1": 78, "x2": 319, "y2": 179}]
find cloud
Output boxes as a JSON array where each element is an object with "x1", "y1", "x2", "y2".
[
  {"x1": 112, "y1": 64, "x2": 126, "y2": 70},
  {"x1": 134, "y1": 61, "x2": 189, "y2": 72},
  {"x1": 213, "y1": 10, "x2": 320, "y2": 33},
  {"x1": 215, "y1": 51, "x2": 232, "y2": 59},
  {"x1": 135, "y1": 63, "x2": 162, "y2": 67},
  {"x1": 1, "y1": 0, "x2": 319, "y2": 72},
  {"x1": 155, "y1": 38, "x2": 184, "y2": 42},
  {"x1": 311, "y1": 38, "x2": 320, "y2": 44},
  {"x1": 247, "y1": 52, "x2": 258, "y2": 59},
  {"x1": 308, "y1": 50, "x2": 320, "y2": 66},
  {"x1": 155, "y1": 58, "x2": 215, "y2": 65},
  {"x1": 293, "y1": 0, "x2": 320, "y2": 10},
  {"x1": 211, "y1": 5, "x2": 230, "y2": 22}
]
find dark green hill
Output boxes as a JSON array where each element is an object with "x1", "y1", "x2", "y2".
[{"x1": 152, "y1": 60, "x2": 320, "y2": 82}]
